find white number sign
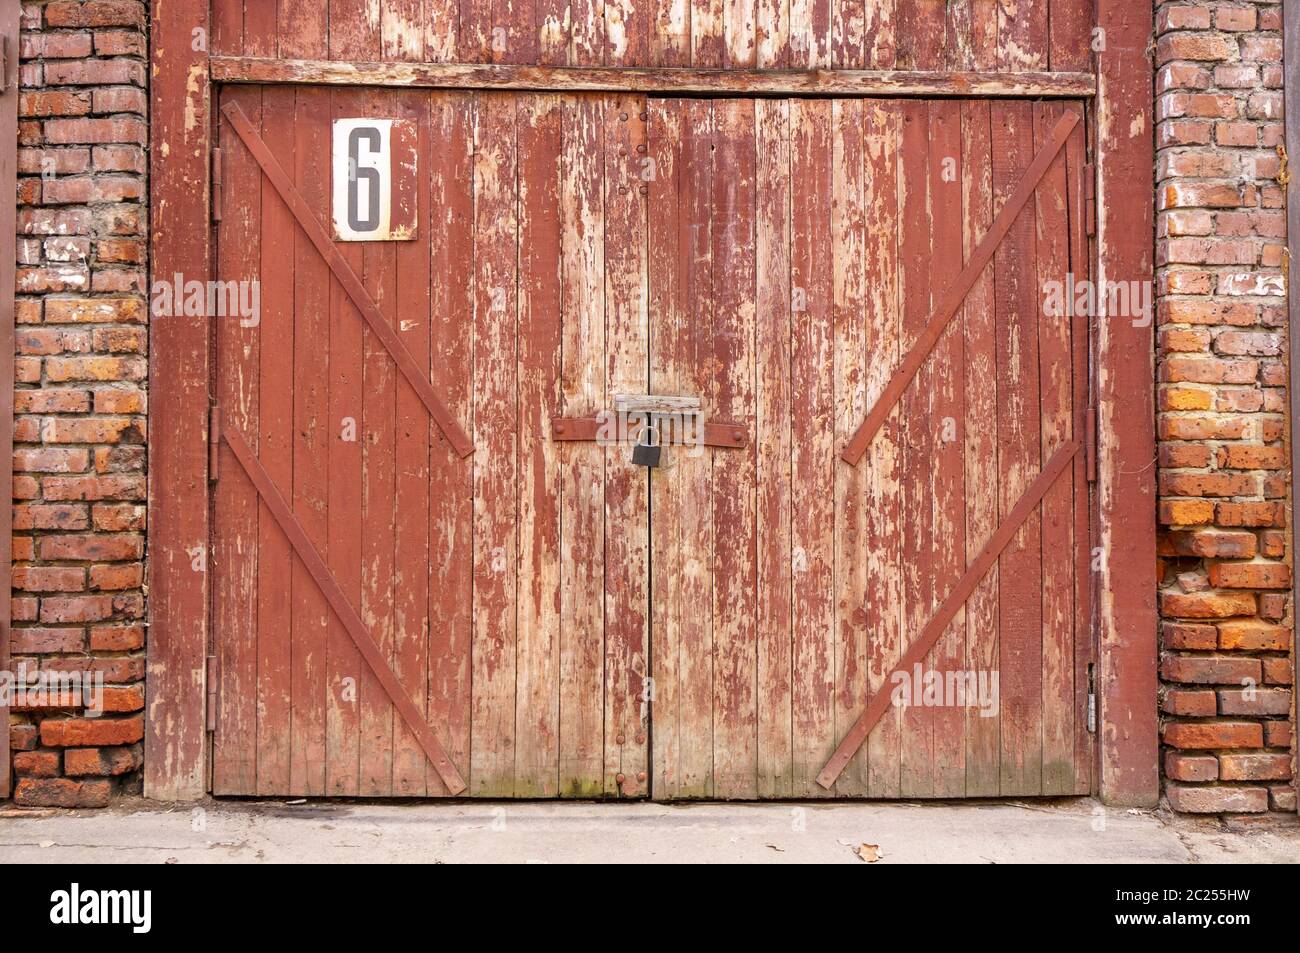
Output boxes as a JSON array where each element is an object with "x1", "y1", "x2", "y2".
[{"x1": 332, "y1": 118, "x2": 418, "y2": 242}]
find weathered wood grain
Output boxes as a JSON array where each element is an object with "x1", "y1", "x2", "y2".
[
  {"x1": 602, "y1": 94, "x2": 651, "y2": 797},
  {"x1": 789, "y1": 98, "x2": 835, "y2": 796},
  {"x1": 959, "y1": 98, "x2": 1000, "y2": 796},
  {"x1": 754, "y1": 98, "x2": 794, "y2": 798},
  {"x1": 470, "y1": 94, "x2": 520, "y2": 795},
  {"x1": 558, "y1": 95, "x2": 607, "y2": 795},
  {"x1": 254, "y1": 85, "x2": 297, "y2": 795},
  {"x1": 863, "y1": 99, "x2": 903, "y2": 799},
  {"x1": 211, "y1": 84, "x2": 261, "y2": 796},
  {"x1": 515, "y1": 94, "x2": 565, "y2": 796}
]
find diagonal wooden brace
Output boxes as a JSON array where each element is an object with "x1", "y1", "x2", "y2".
[
  {"x1": 220, "y1": 101, "x2": 474, "y2": 459},
  {"x1": 221, "y1": 424, "x2": 468, "y2": 796},
  {"x1": 816, "y1": 438, "x2": 1083, "y2": 790},
  {"x1": 840, "y1": 110, "x2": 1080, "y2": 467}
]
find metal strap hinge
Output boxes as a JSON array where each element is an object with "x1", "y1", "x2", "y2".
[
  {"x1": 1085, "y1": 402, "x2": 1097, "y2": 483},
  {"x1": 1086, "y1": 663, "x2": 1096, "y2": 733},
  {"x1": 211, "y1": 147, "x2": 223, "y2": 223},
  {"x1": 208, "y1": 404, "x2": 221, "y2": 482},
  {"x1": 206, "y1": 654, "x2": 218, "y2": 730},
  {"x1": 1084, "y1": 163, "x2": 1096, "y2": 236}
]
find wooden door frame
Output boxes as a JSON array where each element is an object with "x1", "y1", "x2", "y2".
[{"x1": 146, "y1": 0, "x2": 1157, "y2": 806}]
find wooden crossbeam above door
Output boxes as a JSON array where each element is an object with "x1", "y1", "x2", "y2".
[
  {"x1": 220, "y1": 424, "x2": 468, "y2": 795},
  {"x1": 211, "y1": 57, "x2": 1097, "y2": 100},
  {"x1": 219, "y1": 101, "x2": 474, "y2": 458}
]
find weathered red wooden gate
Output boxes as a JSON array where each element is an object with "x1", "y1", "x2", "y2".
[{"x1": 209, "y1": 85, "x2": 1092, "y2": 799}]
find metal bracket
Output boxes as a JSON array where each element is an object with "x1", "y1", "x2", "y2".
[{"x1": 205, "y1": 655, "x2": 218, "y2": 731}]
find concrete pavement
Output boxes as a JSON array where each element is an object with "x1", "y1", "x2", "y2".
[{"x1": 1, "y1": 797, "x2": 1297, "y2": 863}]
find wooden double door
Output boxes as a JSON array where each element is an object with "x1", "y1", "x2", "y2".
[{"x1": 210, "y1": 85, "x2": 1093, "y2": 799}]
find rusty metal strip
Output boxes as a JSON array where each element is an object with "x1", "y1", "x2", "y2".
[
  {"x1": 551, "y1": 416, "x2": 748, "y2": 449},
  {"x1": 816, "y1": 438, "x2": 1083, "y2": 790},
  {"x1": 840, "y1": 110, "x2": 1080, "y2": 466},
  {"x1": 221, "y1": 424, "x2": 469, "y2": 795},
  {"x1": 219, "y1": 101, "x2": 474, "y2": 459}
]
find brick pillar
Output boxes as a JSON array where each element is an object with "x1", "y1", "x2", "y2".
[
  {"x1": 1155, "y1": 0, "x2": 1295, "y2": 813},
  {"x1": 10, "y1": 0, "x2": 148, "y2": 806}
]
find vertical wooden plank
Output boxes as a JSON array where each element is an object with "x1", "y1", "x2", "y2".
[
  {"x1": 863, "y1": 0, "x2": 896, "y2": 68},
  {"x1": 673, "y1": 98, "x2": 715, "y2": 796},
  {"x1": 756, "y1": 0, "x2": 790, "y2": 67},
  {"x1": 710, "y1": 99, "x2": 758, "y2": 799},
  {"x1": 383, "y1": 0, "x2": 426, "y2": 61},
  {"x1": 945, "y1": 0, "x2": 974, "y2": 70},
  {"x1": 992, "y1": 99, "x2": 1042, "y2": 796},
  {"x1": 831, "y1": 97, "x2": 869, "y2": 796},
  {"x1": 515, "y1": 94, "x2": 564, "y2": 797},
  {"x1": 461, "y1": 0, "x2": 493, "y2": 60},
  {"x1": 1035, "y1": 101, "x2": 1075, "y2": 796},
  {"x1": 862, "y1": 100, "x2": 904, "y2": 799},
  {"x1": 693, "y1": 0, "x2": 725, "y2": 66},
  {"x1": 499, "y1": 0, "x2": 541, "y2": 64},
  {"x1": 571, "y1": 0, "x2": 605, "y2": 65},
  {"x1": 146, "y1": 0, "x2": 209, "y2": 803},
  {"x1": 789, "y1": 0, "x2": 831, "y2": 67},
  {"x1": 427, "y1": 91, "x2": 476, "y2": 795},
  {"x1": 648, "y1": 97, "x2": 687, "y2": 797},
  {"x1": 289, "y1": 85, "x2": 331, "y2": 795},
  {"x1": 210, "y1": 0, "x2": 242, "y2": 55},
  {"x1": 896, "y1": 0, "x2": 943, "y2": 69},
  {"x1": 356, "y1": 90, "x2": 400, "y2": 797},
  {"x1": 970, "y1": 0, "x2": 999, "y2": 70},
  {"x1": 330, "y1": 0, "x2": 382, "y2": 59},
  {"x1": 833, "y1": 0, "x2": 865, "y2": 68},
  {"x1": 426, "y1": 0, "x2": 459, "y2": 61},
  {"x1": 280, "y1": 0, "x2": 327, "y2": 58},
  {"x1": 391, "y1": 91, "x2": 432, "y2": 795},
  {"x1": 897, "y1": 100, "x2": 934, "y2": 798},
  {"x1": 471, "y1": 94, "x2": 519, "y2": 796},
  {"x1": 1049, "y1": 0, "x2": 1093, "y2": 72},
  {"x1": 607, "y1": 0, "x2": 651, "y2": 65},
  {"x1": 724, "y1": 0, "x2": 758, "y2": 67},
  {"x1": 324, "y1": 87, "x2": 364, "y2": 798},
  {"x1": 998, "y1": 0, "x2": 1048, "y2": 70},
  {"x1": 559, "y1": 94, "x2": 605, "y2": 795},
  {"x1": 927, "y1": 99, "x2": 967, "y2": 797},
  {"x1": 1096, "y1": 0, "x2": 1157, "y2": 809},
  {"x1": 212, "y1": 85, "x2": 261, "y2": 796},
  {"x1": 789, "y1": 98, "x2": 835, "y2": 796},
  {"x1": 253, "y1": 85, "x2": 296, "y2": 795},
  {"x1": 1064, "y1": 106, "x2": 1093, "y2": 795},
  {"x1": 603, "y1": 95, "x2": 651, "y2": 797},
  {"x1": 754, "y1": 98, "x2": 793, "y2": 798},
  {"x1": 960, "y1": 98, "x2": 1000, "y2": 796},
  {"x1": 539, "y1": 0, "x2": 571, "y2": 64},
  {"x1": 243, "y1": 0, "x2": 277, "y2": 57}
]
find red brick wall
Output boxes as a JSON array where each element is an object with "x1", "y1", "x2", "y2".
[
  {"x1": 9, "y1": 0, "x2": 147, "y2": 806},
  {"x1": 1155, "y1": 0, "x2": 1296, "y2": 813}
]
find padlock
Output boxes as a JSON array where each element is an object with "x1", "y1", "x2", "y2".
[{"x1": 631, "y1": 422, "x2": 662, "y2": 468}]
